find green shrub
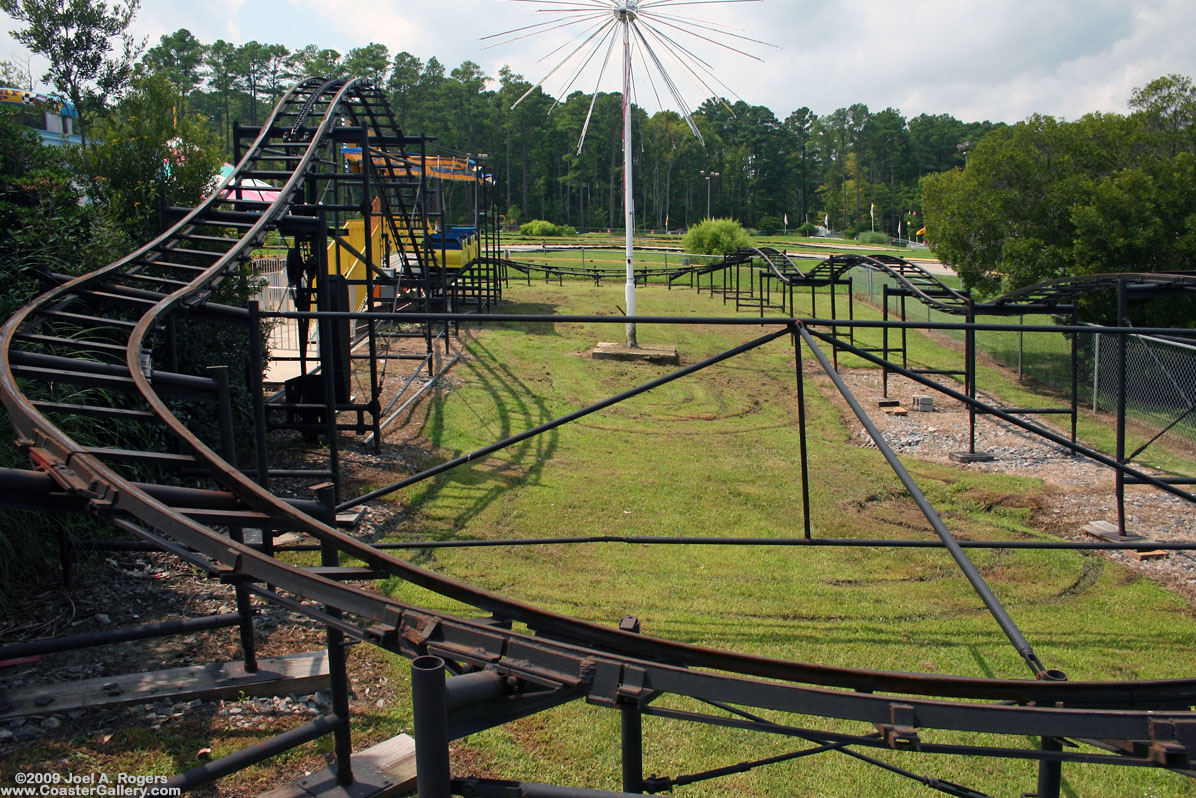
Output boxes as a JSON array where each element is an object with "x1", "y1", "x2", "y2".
[
  {"x1": 682, "y1": 218, "x2": 752, "y2": 255},
  {"x1": 797, "y1": 221, "x2": 817, "y2": 236},
  {"x1": 758, "y1": 215, "x2": 781, "y2": 235},
  {"x1": 82, "y1": 75, "x2": 223, "y2": 247},
  {"x1": 519, "y1": 219, "x2": 574, "y2": 237},
  {"x1": 855, "y1": 231, "x2": 890, "y2": 245}
]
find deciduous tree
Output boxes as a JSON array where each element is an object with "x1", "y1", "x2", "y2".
[
  {"x1": 0, "y1": 0, "x2": 143, "y2": 144},
  {"x1": 82, "y1": 73, "x2": 223, "y2": 245}
]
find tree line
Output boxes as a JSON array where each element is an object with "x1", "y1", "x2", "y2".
[
  {"x1": 3, "y1": 0, "x2": 1193, "y2": 313},
  {"x1": 129, "y1": 29, "x2": 1005, "y2": 236},
  {"x1": 922, "y1": 73, "x2": 1196, "y2": 319}
]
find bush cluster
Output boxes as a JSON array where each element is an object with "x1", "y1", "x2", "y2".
[
  {"x1": 682, "y1": 218, "x2": 752, "y2": 255},
  {"x1": 757, "y1": 215, "x2": 782, "y2": 235},
  {"x1": 855, "y1": 231, "x2": 890, "y2": 245},
  {"x1": 520, "y1": 219, "x2": 577, "y2": 237},
  {"x1": 0, "y1": 78, "x2": 236, "y2": 611}
]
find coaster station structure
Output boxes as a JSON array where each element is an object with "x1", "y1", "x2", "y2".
[
  {"x1": 2, "y1": 79, "x2": 1196, "y2": 798},
  {"x1": 224, "y1": 86, "x2": 500, "y2": 500}
]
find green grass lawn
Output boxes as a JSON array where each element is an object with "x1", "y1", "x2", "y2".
[{"x1": 369, "y1": 275, "x2": 1196, "y2": 797}]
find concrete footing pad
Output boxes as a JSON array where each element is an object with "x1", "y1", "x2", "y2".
[
  {"x1": 949, "y1": 451, "x2": 995, "y2": 463},
  {"x1": 591, "y1": 342, "x2": 680, "y2": 365}
]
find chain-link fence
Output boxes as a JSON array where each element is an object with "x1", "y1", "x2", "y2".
[
  {"x1": 850, "y1": 269, "x2": 1196, "y2": 450},
  {"x1": 1084, "y1": 331, "x2": 1196, "y2": 446}
]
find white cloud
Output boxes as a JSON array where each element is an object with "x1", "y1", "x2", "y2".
[
  {"x1": 288, "y1": 0, "x2": 421, "y2": 53},
  {"x1": 1, "y1": 0, "x2": 1194, "y2": 125}
]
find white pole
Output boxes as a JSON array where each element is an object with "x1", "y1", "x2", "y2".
[{"x1": 622, "y1": 11, "x2": 637, "y2": 347}]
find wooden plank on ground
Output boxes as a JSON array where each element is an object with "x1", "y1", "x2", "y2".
[
  {"x1": 260, "y1": 733, "x2": 417, "y2": 798},
  {"x1": 1082, "y1": 520, "x2": 1146, "y2": 542},
  {"x1": 0, "y1": 650, "x2": 329, "y2": 720},
  {"x1": 1128, "y1": 549, "x2": 1170, "y2": 561}
]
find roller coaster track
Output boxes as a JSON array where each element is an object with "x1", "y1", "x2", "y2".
[
  {"x1": 752, "y1": 249, "x2": 1196, "y2": 316},
  {"x1": 5, "y1": 82, "x2": 1196, "y2": 793},
  {"x1": 753, "y1": 251, "x2": 973, "y2": 313}
]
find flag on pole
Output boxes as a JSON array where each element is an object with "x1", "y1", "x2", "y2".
[
  {"x1": 784, "y1": 213, "x2": 788, "y2": 226},
  {"x1": 824, "y1": 213, "x2": 829, "y2": 228}
]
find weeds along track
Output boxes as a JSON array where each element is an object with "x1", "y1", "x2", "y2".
[{"x1": 4, "y1": 78, "x2": 1196, "y2": 793}]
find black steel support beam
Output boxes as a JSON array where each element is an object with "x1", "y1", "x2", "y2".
[{"x1": 797, "y1": 324, "x2": 1053, "y2": 679}]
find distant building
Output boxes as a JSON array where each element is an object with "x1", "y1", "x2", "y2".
[{"x1": 0, "y1": 87, "x2": 81, "y2": 146}]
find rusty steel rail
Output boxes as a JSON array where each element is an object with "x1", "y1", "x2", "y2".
[{"x1": 4, "y1": 78, "x2": 1196, "y2": 795}]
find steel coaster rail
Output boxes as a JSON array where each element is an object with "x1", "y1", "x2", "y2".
[
  {"x1": 6, "y1": 78, "x2": 1196, "y2": 793},
  {"x1": 257, "y1": 309, "x2": 1195, "y2": 337}
]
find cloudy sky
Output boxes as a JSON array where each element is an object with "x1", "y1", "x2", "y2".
[{"x1": 2, "y1": 0, "x2": 1194, "y2": 124}]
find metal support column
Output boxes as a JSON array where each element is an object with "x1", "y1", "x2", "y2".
[
  {"x1": 621, "y1": 702, "x2": 643, "y2": 794},
  {"x1": 1035, "y1": 737, "x2": 1063, "y2": 798},
  {"x1": 881, "y1": 285, "x2": 890, "y2": 398},
  {"x1": 412, "y1": 655, "x2": 452, "y2": 798},
  {"x1": 1069, "y1": 306, "x2": 1079, "y2": 454},
  {"x1": 316, "y1": 483, "x2": 354, "y2": 786},
  {"x1": 247, "y1": 301, "x2": 270, "y2": 492},
  {"x1": 1116, "y1": 279, "x2": 1128, "y2": 536},
  {"x1": 360, "y1": 127, "x2": 382, "y2": 453},
  {"x1": 207, "y1": 365, "x2": 236, "y2": 466},
  {"x1": 966, "y1": 303, "x2": 977, "y2": 455},
  {"x1": 316, "y1": 210, "x2": 341, "y2": 505},
  {"x1": 829, "y1": 276, "x2": 839, "y2": 372},
  {"x1": 792, "y1": 324, "x2": 812, "y2": 539},
  {"x1": 226, "y1": 527, "x2": 258, "y2": 673},
  {"x1": 847, "y1": 279, "x2": 856, "y2": 349}
]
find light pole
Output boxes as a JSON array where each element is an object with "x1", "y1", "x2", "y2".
[{"x1": 699, "y1": 169, "x2": 719, "y2": 219}]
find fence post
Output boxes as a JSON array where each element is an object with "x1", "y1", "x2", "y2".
[
  {"x1": 1070, "y1": 307, "x2": 1079, "y2": 452},
  {"x1": 1115, "y1": 279, "x2": 1128, "y2": 536},
  {"x1": 1017, "y1": 314, "x2": 1024, "y2": 380}
]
